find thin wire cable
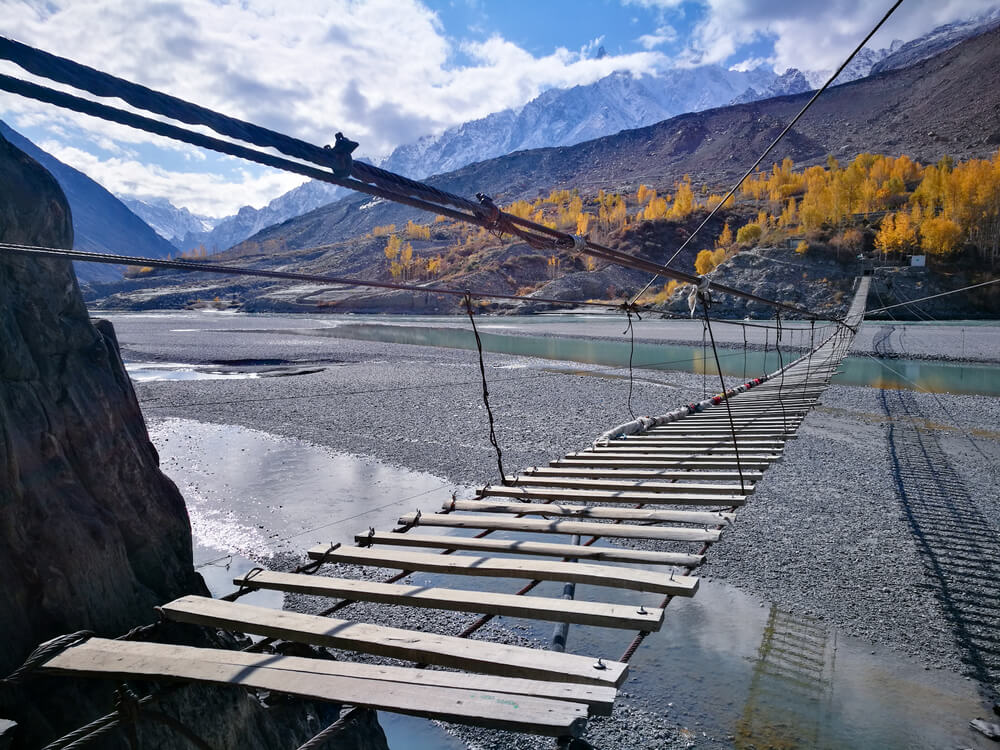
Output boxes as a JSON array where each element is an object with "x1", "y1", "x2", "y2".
[
  {"x1": 701, "y1": 320, "x2": 708, "y2": 398},
  {"x1": 630, "y1": 0, "x2": 905, "y2": 302},
  {"x1": 775, "y1": 311, "x2": 788, "y2": 427},
  {"x1": 624, "y1": 310, "x2": 638, "y2": 420},
  {"x1": 465, "y1": 295, "x2": 508, "y2": 485},
  {"x1": 742, "y1": 324, "x2": 748, "y2": 382},
  {"x1": 866, "y1": 276, "x2": 1000, "y2": 315},
  {"x1": 701, "y1": 295, "x2": 746, "y2": 491}
]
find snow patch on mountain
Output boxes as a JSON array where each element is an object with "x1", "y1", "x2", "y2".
[{"x1": 120, "y1": 196, "x2": 216, "y2": 244}]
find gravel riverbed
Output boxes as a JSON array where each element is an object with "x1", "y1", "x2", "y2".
[{"x1": 109, "y1": 312, "x2": 1000, "y2": 748}]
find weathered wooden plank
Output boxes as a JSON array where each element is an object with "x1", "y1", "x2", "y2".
[
  {"x1": 612, "y1": 437, "x2": 784, "y2": 446},
  {"x1": 354, "y1": 532, "x2": 704, "y2": 567},
  {"x1": 234, "y1": 570, "x2": 664, "y2": 631},
  {"x1": 510, "y1": 474, "x2": 755, "y2": 494},
  {"x1": 522, "y1": 467, "x2": 764, "y2": 482},
  {"x1": 480, "y1": 485, "x2": 746, "y2": 506},
  {"x1": 79, "y1": 638, "x2": 613, "y2": 711},
  {"x1": 446, "y1": 500, "x2": 736, "y2": 525},
  {"x1": 552, "y1": 457, "x2": 772, "y2": 470},
  {"x1": 399, "y1": 512, "x2": 722, "y2": 542},
  {"x1": 160, "y1": 596, "x2": 628, "y2": 687},
  {"x1": 307, "y1": 546, "x2": 699, "y2": 596},
  {"x1": 587, "y1": 445, "x2": 785, "y2": 456},
  {"x1": 43, "y1": 639, "x2": 590, "y2": 735}
]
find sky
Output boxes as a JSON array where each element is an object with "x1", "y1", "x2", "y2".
[{"x1": 1, "y1": 0, "x2": 997, "y2": 218}]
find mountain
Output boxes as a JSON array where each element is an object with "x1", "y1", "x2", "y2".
[
  {"x1": 175, "y1": 179, "x2": 343, "y2": 254},
  {"x1": 120, "y1": 196, "x2": 215, "y2": 244},
  {"x1": 0, "y1": 121, "x2": 178, "y2": 283},
  {"x1": 84, "y1": 25, "x2": 1000, "y2": 313},
  {"x1": 237, "y1": 24, "x2": 1000, "y2": 254},
  {"x1": 125, "y1": 9, "x2": 1000, "y2": 262},
  {"x1": 730, "y1": 68, "x2": 812, "y2": 105},
  {"x1": 379, "y1": 66, "x2": 777, "y2": 180},
  {"x1": 871, "y1": 7, "x2": 1000, "y2": 74}
]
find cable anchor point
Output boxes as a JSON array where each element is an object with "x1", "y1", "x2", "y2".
[{"x1": 323, "y1": 132, "x2": 358, "y2": 179}]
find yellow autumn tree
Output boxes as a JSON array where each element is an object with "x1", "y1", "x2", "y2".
[
  {"x1": 875, "y1": 212, "x2": 918, "y2": 257},
  {"x1": 736, "y1": 223, "x2": 762, "y2": 245},
  {"x1": 716, "y1": 222, "x2": 733, "y2": 248},
  {"x1": 920, "y1": 216, "x2": 962, "y2": 257},
  {"x1": 668, "y1": 176, "x2": 694, "y2": 219}
]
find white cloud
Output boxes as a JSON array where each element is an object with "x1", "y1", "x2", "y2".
[
  {"x1": 0, "y1": 0, "x2": 669, "y2": 214},
  {"x1": 637, "y1": 25, "x2": 678, "y2": 49},
  {"x1": 38, "y1": 141, "x2": 306, "y2": 216},
  {"x1": 673, "y1": 0, "x2": 1000, "y2": 71}
]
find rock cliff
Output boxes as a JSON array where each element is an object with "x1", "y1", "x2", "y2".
[{"x1": 0, "y1": 134, "x2": 388, "y2": 749}]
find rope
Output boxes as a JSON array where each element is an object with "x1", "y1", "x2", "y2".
[
  {"x1": 701, "y1": 295, "x2": 745, "y2": 492},
  {"x1": 464, "y1": 295, "x2": 508, "y2": 485},
  {"x1": 629, "y1": 0, "x2": 905, "y2": 302}
]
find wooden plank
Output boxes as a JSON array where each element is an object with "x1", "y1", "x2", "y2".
[
  {"x1": 508, "y1": 475, "x2": 755, "y2": 495},
  {"x1": 43, "y1": 639, "x2": 590, "y2": 735},
  {"x1": 308, "y1": 545, "x2": 699, "y2": 596},
  {"x1": 48, "y1": 638, "x2": 616, "y2": 712},
  {"x1": 587, "y1": 445, "x2": 785, "y2": 456},
  {"x1": 549, "y1": 451, "x2": 781, "y2": 469},
  {"x1": 161, "y1": 596, "x2": 628, "y2": 688},
  {"x1": 613, "y1": 437, "x2": 784, "y2": 446},
  {"x1": 481, "y1": 485, "x2": 746, "y2": 506},
  {"x1": 552, "y1": 457, "x2": 772, "y2": 470},
  {"x1": 399, "y1": 512, "x2": 722, "y2": 542},
  {"x1": 447, "y1": 500, "x2": 736, "y2": 524},
  {"x1": 354, "y1": 531, "x2": 704, "y2": 567},
  {"x1": 523, "y1": 467, "x2": 764, "y2": 482},
  {"x1": 234, "y1": 570, "x2": 664, "y2": 631}
]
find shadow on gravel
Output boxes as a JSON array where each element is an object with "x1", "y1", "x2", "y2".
[{"x1": 877, "y1": 331, "x2": 1000, "y2": 699}]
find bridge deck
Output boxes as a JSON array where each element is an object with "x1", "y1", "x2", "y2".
[{"x1": 41, "y1": 278, "x2": 870, "y2": 740}]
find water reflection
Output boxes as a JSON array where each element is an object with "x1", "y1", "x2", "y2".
[
  {"x1": 734, "y1": 606, "x2": 832, "y2": 749},
  {"x1": 304, "y1": 323, "x2": 1000, "y2": 396}
]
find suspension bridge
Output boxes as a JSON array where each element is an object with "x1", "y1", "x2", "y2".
[{"x1": 0, "y1": 22, "x2": 916, "y2": 750}]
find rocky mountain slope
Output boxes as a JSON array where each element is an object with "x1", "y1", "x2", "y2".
[
  {"x1": 0, "y1": 121, "x2": 178, "y2": 283},
  {"x1": 870, "y1": 6, "x2": 1000, "y2": 74}
]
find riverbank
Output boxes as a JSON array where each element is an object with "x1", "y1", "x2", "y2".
[{"x1": 115, "y1": 313, "x2": 1000, "y2": 749}]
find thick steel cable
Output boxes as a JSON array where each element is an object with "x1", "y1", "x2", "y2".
[
  {"x1": 0, "y1": 242, "x2": 618, "y2": 310},
  {"x1": 630, "y1": 0, "x2": 906, "y2": 301}
]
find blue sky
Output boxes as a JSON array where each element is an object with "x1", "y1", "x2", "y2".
[{"x1": 0, "y1": 0, "x2": 996, "y2": 217}]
